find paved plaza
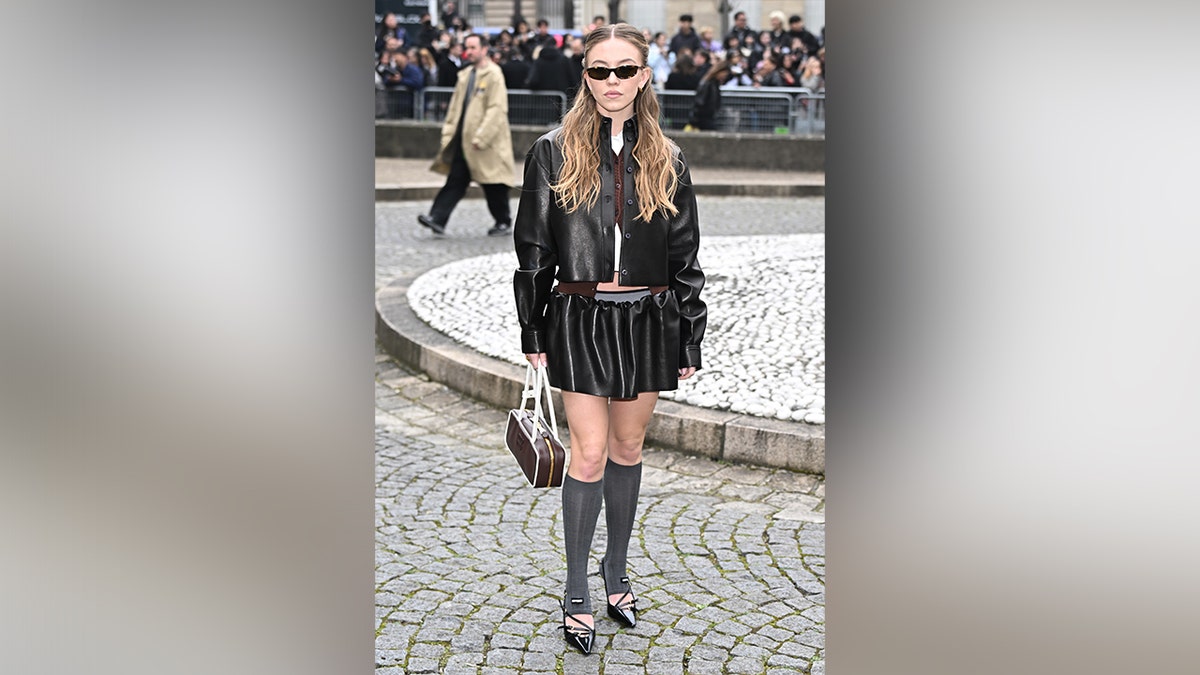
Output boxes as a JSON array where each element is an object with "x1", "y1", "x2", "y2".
[
  {"x1": 376, "y1": 350, "x2": 824, "y2": 674},
  {"x1": 375, "y1": 168, "x2": 825, "y2": 672}
]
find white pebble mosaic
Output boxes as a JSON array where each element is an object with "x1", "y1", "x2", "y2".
[{"x1": 407, "y1": 234, "x2": 825, "y2": 423}]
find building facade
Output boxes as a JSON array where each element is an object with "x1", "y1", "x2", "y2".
[{"x1": 448, "y1": 1, "x2": 825, "y2": 40}]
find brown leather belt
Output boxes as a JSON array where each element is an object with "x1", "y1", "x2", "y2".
[{"x1": 554, "y1": 282, "x2": 668, "y2": 297}]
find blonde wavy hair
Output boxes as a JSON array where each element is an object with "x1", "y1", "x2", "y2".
[{"x1": 550, "y1": 23, "x2": 681, "y2": 222}]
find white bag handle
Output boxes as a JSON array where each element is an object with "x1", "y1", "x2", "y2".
[{"x1": 520, "y1": 363, "x2": 559, "y2": 440}]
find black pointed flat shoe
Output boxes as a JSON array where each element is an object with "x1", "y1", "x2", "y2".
[
  {"x1": 599, "y1": 560, "x2": 638, "y2": 628},
  {"x1": 559, "y1": 599, "x2": 594, "y2": 655}
]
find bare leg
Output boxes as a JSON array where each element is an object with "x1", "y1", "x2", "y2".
[{"x1": 561, "y1": 391, "x2": 612, "y2": 482}]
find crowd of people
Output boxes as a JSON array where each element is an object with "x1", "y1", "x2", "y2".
[{"x1": 375, "y1": 5, "x2": 825, "y2": 123}]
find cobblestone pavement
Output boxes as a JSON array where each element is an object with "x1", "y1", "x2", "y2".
[{"x1": 376, "y1": 348, "x2": 825, "y2": 674}]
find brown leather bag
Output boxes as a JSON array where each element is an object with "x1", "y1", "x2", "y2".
[{"x1": 505, "y1": 364, "x2": 566, "y2": 488}]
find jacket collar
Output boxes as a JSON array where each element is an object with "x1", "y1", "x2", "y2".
[{"x1": 599, "y1": 114, "x2": 639, "y2": 146}]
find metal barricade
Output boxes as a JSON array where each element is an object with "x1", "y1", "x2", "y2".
[
  {"x1": 717, "y1": 88, "x2": 796, "y2": 134},
  {"x1": 652, "y1": 87, "x2": 825, "y2": 135},
  {"x1": 415, "y1": 87, "x2": 568, "y2": 126},
  {"x1": 419, "y1": 87, "x2": 454, "y2": 123},
  {"x1": 507, "y1": 89, "x2": 569, "y2": 126},
  {"x1": 376, "y1": 87, "x2": 418, "y2": 120},
  {"x1": 791, "y1": 89, "x2": 826, "y2": 135},
  {"x1": 399, "y1": 86, "x2": 825, "y2": 135},
  {"x1": 656, "y1": 90, "x2": 696, "y2": 130}
]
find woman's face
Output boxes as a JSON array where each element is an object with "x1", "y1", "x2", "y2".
[{"x1": 585, "y1": 38, "x2": 651, "y2": 124}]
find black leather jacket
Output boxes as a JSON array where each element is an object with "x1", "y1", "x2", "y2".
[{"x1": 513, "y1": 115, "x2": 707, "y2": 368}]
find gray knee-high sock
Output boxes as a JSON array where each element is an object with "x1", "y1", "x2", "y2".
[
  {"x1": 602, "y1": 459, "x2": 643, "y2": 596},
  {"x1": 562, "y1": 474, "x2": 603, "y2": 615}
]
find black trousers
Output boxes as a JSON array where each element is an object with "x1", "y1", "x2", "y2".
[{"x1": 429, "y1": 139, "x2": 511, "y2": 227}]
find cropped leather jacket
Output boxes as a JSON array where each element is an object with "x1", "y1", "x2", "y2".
[{"x1": 513, "y1": 115, "x2": 707, "y2": 368}]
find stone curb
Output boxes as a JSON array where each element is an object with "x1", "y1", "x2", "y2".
[
  {"x1": 375, "y1": 183, "x2": 824, "y2": 202},
  {"x1": 376, "y1": 276, "x2": 825, "y2": 474}
]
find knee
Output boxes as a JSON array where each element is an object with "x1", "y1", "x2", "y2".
[
  {"x1": 569, "y1": 441, "x2": 607, "y2": 482},
  {"x1": 608, "y1": 435, "x2": 645, "y2": 464}
]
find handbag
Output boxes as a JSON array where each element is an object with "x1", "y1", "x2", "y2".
[{"x1": 504, "y1": 364, "x2": 566, "y2": 488}]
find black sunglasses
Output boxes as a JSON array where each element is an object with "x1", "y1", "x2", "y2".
[{"x1": 585, "y1": 65, "x2": 643, "y2": 80}]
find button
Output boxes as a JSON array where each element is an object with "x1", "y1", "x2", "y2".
[
  {"x1": 624, "y1": 232, "x2": 631, "y2": 239},
  {"x1": 603, "y1": 165, "x2": 610, "y2": 173},
  {"x1": 620, "y1": 269, "x2": 628, "y2": 275},
  {"x1": 614, "y1": 182, "x2": 621, "y2": 191},
  {"x1": 604, "y1": 195, "x2": 611, "y2": 202},
  {"x1": 625, "y1": 166, "x2": 633, "y2": 173},
  {"x1": 624, "y1": 120, "x2": 633, "y2": 127},
  {"x1": 626, "y1": 199, "x2": 634, "y2": 205}
]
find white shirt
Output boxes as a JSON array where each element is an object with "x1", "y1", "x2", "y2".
[{"x1": 611, "y1": 134, "x2": 624, "y2": 273}]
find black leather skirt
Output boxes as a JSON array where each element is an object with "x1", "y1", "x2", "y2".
[{"x1": 545, "y1": 288, "x2": 681, "y2": 398}]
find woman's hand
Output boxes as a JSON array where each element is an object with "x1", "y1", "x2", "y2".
[
  {"x1": 525, "y1": 353, "x2": 548, "y2": 367},
  {"x1": 679, "y1": 366, "x2": 696, "y2": 380}
]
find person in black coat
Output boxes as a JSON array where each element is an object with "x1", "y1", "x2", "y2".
[
  {"x1": 529, "y1": 19, "x2": 558, "y2": 53},
  {"x1": 439, "y1": 1, "x2": 460, "y2": 31},
  {"x1": 564, "y1": 35, "x2": 584, "y2": 98},
  {"x1": 724, "y1": 11, "x2": 758, "y2": 51},
  {"x1": 500, "y1": 48, "x2": 531, "y2": 90},
  {"x1": 668, "y1": 14, "x2": 702, "y2": 56},
  {"x1": 688, "y1": 60, "x2": 733, "y2": 130},
  {"x1": 664, "y1": 51, "x2": 701, "y2": 91},
  {"x1": 416, "y1": 13, "x2": 440, "y2": 50},
  {"x1": 787, "y1": 15, "x2": 821, "y2": 56},
  {"x1": 524, "y1": 44, "x2": 573, "y2": 95},
  {"x1": 435, "y1": 39, "x2": 463, "y2": 88}
]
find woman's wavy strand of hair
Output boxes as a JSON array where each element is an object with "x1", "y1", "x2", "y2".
[{"x1": 550, "y1": 23, "x2": 680, "y2": 222}]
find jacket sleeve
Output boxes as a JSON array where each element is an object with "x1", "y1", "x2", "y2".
[
  {"x1": 513, "y1": 142, "x2": 557, "y2": 354},
  {"x1": 667, "y1": 152, "x2": 707, "y2": 369}
]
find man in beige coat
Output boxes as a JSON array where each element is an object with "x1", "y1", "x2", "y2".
[{"x1": 419, "y1": 33, "x2": 515, "y2": 236}]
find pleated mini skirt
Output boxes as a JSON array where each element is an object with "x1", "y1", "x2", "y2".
[{"x1": 545, "y1": 288, "x2": 681, "y2": 399}]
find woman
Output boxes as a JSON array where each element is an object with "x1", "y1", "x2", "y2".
[
  {"x1": 687, "y1": 59, "x2": 733, "y2": 130},
  {"x1": 800, "y1": 53, "x2": 825, "y2": 91},
  {"x1": 724, "y1": 50, "x2": 754, "y2": 88},
  {"x1": 513, "y1": 23, "x2": 706, "y2": 656},
  {"x1": 698, "y1": 25, "x2": 722, "y2": 55},
  {"x1": 664, "y1": 50, "x2": 700, "y2": 92},
  {"x1": 720, "y1": 34, "x2": 741, "y2": 61},
  {"x1": 375, "y1": 13, "x2": 400, "y2": 56},
  {"x1": 417, "y1": 47, "x2": 438, "y2": 87},
  {"x1": 647, "y1": 31, "x2": 674, "y2": 90}
]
